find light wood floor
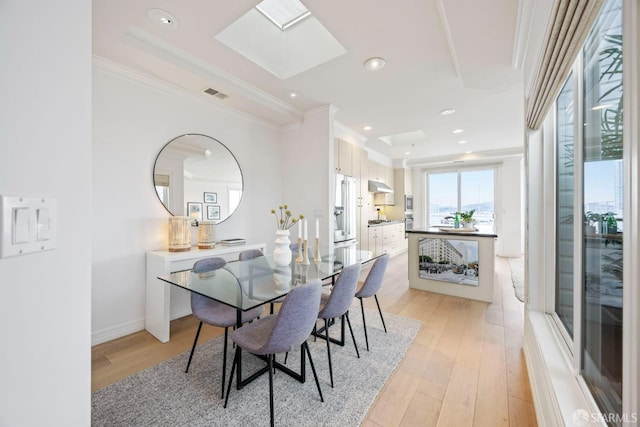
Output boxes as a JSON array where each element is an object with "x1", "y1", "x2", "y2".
[{"x1": 92, "y1": 253, "x2": 537, "y2": 426}]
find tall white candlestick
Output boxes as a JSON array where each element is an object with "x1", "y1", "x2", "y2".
[
  {"x1": 304, "y1": 219, "x2": 308, "y2": 240},
  {"x1": 315, "y1": 218, "x2": 319, "y2": 239},
  {"x1": 298, "y1": 220, "x2": 302, "y2": 239}
]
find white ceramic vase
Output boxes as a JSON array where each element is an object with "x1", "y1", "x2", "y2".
[{"x1": 273, "y1": 229, "x2": 292, "y2": 267}]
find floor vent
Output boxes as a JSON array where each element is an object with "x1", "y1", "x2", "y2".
[{"x1": 203, "y1": 88, "x2": 228, "y2": 99}]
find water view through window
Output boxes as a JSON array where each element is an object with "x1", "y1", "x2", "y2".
[{"x1": 427, "y1": 169, "x2": 495, "y2": 233}]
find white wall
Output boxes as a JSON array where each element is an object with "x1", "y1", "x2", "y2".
[
  {"x1": 281, "y1": 106, "x2": 336, "y2": 245},
  {"x1": 92, "y1": 58, "x2": 284, "y2": 343},
  {"x1": 496, "y1": 158, "x2": 525, "y2": 256},
  {"x1": 0, "y1": 1, "x2": 92, "y2": 425}
]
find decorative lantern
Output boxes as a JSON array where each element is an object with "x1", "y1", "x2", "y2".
[
  {"x1": 168, "y1": 216, "x2": 191, "y2": 252},
  {"x1": 198, "y1": 221, "x2": 216, "y2": 249}
]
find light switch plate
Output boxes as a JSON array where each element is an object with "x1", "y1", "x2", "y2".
[{"x1": 0, "y1": 195, "x2": 57, "y2": 258}]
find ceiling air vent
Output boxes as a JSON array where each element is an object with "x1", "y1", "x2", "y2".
[{"x1": 203, "y1": 88, "x2": 228, "y2": 100}]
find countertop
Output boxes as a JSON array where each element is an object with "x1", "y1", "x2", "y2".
[
  {"x1": 406, "y1": 227, "x2": 497, "y2": 238},
  {"x1": 367, "y1": 220, "x2": 404, "y2": 227}
]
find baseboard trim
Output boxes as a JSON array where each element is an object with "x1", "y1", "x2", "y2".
[
  {"x1": 92, "y1": 310, "x2": 194, "y2": 346},
  {"x1": 92, "y1": 318, "x2": 145, "y2": 346}
]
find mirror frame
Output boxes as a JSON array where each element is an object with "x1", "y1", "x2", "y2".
[{"x1": 152, "y1": 133, "x2": 244, "y2": 225}]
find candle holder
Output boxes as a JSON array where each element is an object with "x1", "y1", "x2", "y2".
[
  {"x1": 296, "y1": 238, "x2": 303, "y2": 263},
  {"x1": 168, "y1": 216, "x2": 191, "y2": 252},
  {"x1": 302, "y1": 239, "x2": 310, "y2": 265},
  {"x1": 197, "y1": 221, "x2": 216, "y2": 249},
  {"x1": 313, "y1": 237, "x2": 321, "y2": 262}
]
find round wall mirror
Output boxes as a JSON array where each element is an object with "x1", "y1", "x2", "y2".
[{"x1": 153, "y1": 134, "x2": 243, "y2": 224}]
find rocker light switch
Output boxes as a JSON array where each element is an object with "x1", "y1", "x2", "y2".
[
  {"x1": 12, "y1": 207, "x2": 31, "y2": 244},
  {"x1": 36, "y1": 207, "x2": 51, "y2": 241}
]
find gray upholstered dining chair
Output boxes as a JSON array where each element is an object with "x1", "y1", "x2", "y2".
[
  {"x1": 185, "y1": 257, "x2": 264, "y2": 399},
  {"x1": 355, "y1": 253, "x2": 389, "y2": 351},
  {"x1": 238, "y1": 248, "x2": 284, "y2": 314},
  {"x1": 316, "y1": 262, "x2": 361, "y2": 388},
  {"x1": 238, "y1": 248, "x2": 264, "y2": 261},
  {"x1": 223, "y1": 279, "x2": 324, "y2": 427}
]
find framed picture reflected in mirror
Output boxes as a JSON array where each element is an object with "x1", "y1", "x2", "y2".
[
  {"x1": 207, "y1": 205, "x2": 220, "y2": 220},
  {"x1": 187, "y1": 202, "x2": 203, "y2": 222},
  {"x1": 204, "y1": 192, "x2": 217, "y2": 203}
]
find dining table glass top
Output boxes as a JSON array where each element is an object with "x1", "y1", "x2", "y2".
[{"x1": 158, "y1": 246, "x2": 378, "y2": 312}]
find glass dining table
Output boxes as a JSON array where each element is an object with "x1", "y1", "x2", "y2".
[{"x1": 158, "y1": 246, "x2": 379, "y2": 390}]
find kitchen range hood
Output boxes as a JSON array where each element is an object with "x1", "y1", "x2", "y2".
[{"x1": 368, "y1": 180, "x2": 393, "y2": 193}]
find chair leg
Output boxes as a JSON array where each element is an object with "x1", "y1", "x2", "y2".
[
  {"x1": 345, "y1": 312, "x2": 360, "y2": 358},
  {"x1": 220, "y1": 327, "x2": 228, "y2": 399},
  {"x1": 268, "y1": 354, "x2": 275, "y2": 427},
  {"x1": 185, "y1": 321, "x2": 203, "y2": 373},
  {"x1": 359, "y1": 297, "x2": 370, "y2": 351},
  {"x1": 303, "y1": 341, "x2": 324, "y2": 403},
  {"x1": 223, "y1": 346, "x2": 240, "y2": 409},
  {"x1": 324, "y1": 318, "x2": 334, "y2": 388},
  {"x1": 374, "y1": 294, "x2": 387, "y2": 333}
]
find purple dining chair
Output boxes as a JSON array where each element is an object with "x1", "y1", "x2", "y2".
[
  {"x1": 223, "y1": 279, "x2": 324, "y2": 427},
  {"x1": 186, "y1": 257, "x2": 264, "y2": 399},
  {"x1": 316, "y1": 262, "x2": 361, "y2": 388},
  {"x1": 355, "y1": 253, "x2": 389, "y2": 351}
]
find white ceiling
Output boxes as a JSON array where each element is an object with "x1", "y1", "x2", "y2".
[{"x1": 93, "y1": 0, "x2": 527, "y2": 165}]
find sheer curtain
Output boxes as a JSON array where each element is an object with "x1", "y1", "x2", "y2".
[{"x1": 526, "y1": 0, "x2": 604, "y2": 129}]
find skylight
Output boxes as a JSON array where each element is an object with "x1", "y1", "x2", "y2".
[{"x1": 255, "y1": 0, "x2": 311, "y2": 31}]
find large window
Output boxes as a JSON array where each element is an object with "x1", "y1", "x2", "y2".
[
  {"x1": 581, "y1": 0, "x2": 623, "y2": 418},
  {"x1": 555, "y1": 73, "x2": 575, "y2": 338},
  {"x1": 427, "y1": 169, "x2": 495, "y2": 233},
  {"x1": 553, "y1": 0, "x2": 624, "y2": 421}
]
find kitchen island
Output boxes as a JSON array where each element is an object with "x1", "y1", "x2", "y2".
[{"x1": 407, "y1": 228, "x2": 498, "y2": 302}]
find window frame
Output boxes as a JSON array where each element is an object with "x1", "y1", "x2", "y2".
[
  {"x1": 423, "y1": 165, "x2": 498, "y2": 232},
  {"x1": 545, "y1": 0, "x2": 638, "y2": 417}
]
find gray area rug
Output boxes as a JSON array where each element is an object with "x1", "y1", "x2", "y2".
[
  {"x1": 508, "y1": 256, "x2": 525, "y2": 302},
  {"x1": 92, "y1": 306, "x2": 422, "y2": 427}
]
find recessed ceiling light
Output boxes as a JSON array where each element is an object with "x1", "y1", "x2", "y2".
[
  {"x1": 458, "y1": 140, "x2": 468, "y2": 144},
  {"x1": 284, "y1": 91, "x2": 300, "y2": 99},
  {"x1": 440, "y1": 108, "x2": 456, "y2": 115},
  {"x1": 452, "y1": 129, "x2": 464, "y2": 134},
  {"x1": 465, "y1": 151, "x2": 473, "y2": 154},
  {"x1": 147, "y1": 9, "x2": 179, "y2": 29},
  {"x1": 404, "y1": 151, "x2": 411, "y2": 155},
  {"x1": 363, "y1": 57, "x2": 386, "y2": 71},
  {"x1": 363, "y1": 126, "x2": 372, "y2": 131}
]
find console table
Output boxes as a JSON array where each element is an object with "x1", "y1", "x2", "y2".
[{"x1": 145, "y1": 243, "x2": 266, "y2": 342}]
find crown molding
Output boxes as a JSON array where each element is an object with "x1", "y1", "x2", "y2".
[
  {"x1": 93, "y1": 55, "x2": 281, "y2": 132},
  {"x1": 122, "y1": 25, "x2": 304, "y2": 123},
  {"x1": 334, "y1": 120, "x2": 367, "y2": 147}
]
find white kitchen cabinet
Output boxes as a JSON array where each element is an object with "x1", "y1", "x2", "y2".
[
  {"x1": 394, "y1": 167, "x2": 412, "y2": 196},
  {"x1": 368, "y1": 222, "x2": 406, "y2": 257},
  {"x1": 368, "y1": 226, "x2": 383, "y2": 256},
  {"x1": 334, "y1": 138, "x2": 353, "y2": 176}
]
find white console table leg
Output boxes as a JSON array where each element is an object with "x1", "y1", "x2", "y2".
[{"x1": 145, "y1": 277, "x2": 170, "y2": 343}]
